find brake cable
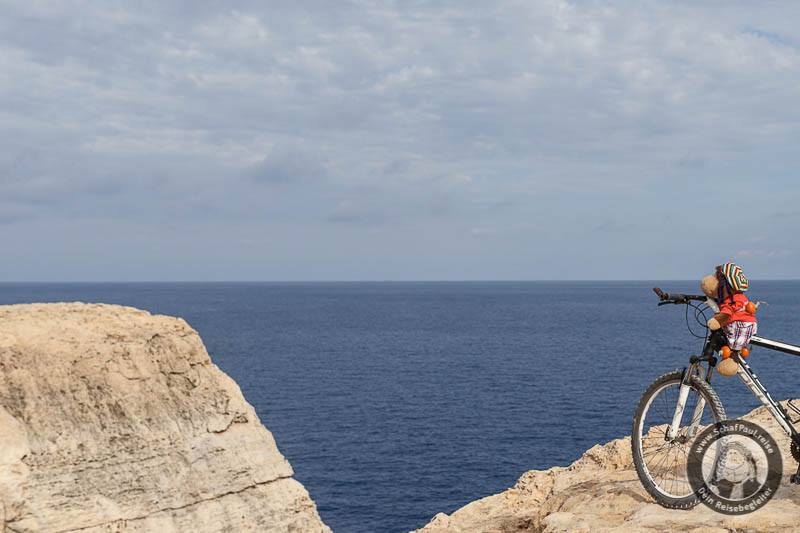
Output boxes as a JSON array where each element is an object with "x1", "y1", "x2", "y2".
[{"x1": 685, "y1": 300, "x2": 710, "y2": 339}]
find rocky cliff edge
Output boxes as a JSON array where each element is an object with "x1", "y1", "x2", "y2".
[
  {"x1": 416, "y1": 400, "x2": 800, "y2": 533},
  {"x1": 0, "y1": 303, "x2": 330, "y2": 532}
]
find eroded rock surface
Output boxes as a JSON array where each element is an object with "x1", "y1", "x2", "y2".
[
  {"x1": 415, "y1": 402, "x2": 800, "y2": 533},
  {"x1": 0, "y1": 303, "x2": 330, "y2": 532}
]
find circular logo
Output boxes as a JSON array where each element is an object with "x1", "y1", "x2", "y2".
[{"x1": 688, "y1": 419, "x2": 782, "y2": 514}]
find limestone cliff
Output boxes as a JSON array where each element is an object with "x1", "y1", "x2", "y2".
[
  {"x1": 0, "y1": 303, "x2": 330, "y2": 532},
  {"x1": 416, "y1": 402, "x2": 800, "y2": 533}
]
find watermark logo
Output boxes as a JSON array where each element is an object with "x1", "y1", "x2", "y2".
[{"x1": 687, "y1": 419, "x2": 782, "y2": 514}]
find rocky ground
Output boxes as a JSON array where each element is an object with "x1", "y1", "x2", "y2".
[
  {"x1": 0, "y1": 303, "x2": 329, "y2": 532},
  {"x1": 415, "y1": 402, "x2": 800, "y2": 533}
]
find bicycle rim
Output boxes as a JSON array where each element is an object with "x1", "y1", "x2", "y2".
[{"x1": 635, "y1": 375, "x2": 723, "y2": 501}]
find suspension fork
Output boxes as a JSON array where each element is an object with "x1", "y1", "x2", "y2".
[
  {"x1": 688, "y1": 363, "x2": 714, "y2": 437},
  {"x1": 667, "y1": 363, "x2": 711, "y2": 440}
]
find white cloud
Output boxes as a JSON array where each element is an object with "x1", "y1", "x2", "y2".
[
  {"x1": 196, "y1": 11, "x2": 270, "y2": 47},
  {"x1": 2, "y1": 1, "x2": 800, "y2": 279}
]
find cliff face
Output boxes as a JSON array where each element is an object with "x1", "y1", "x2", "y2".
[
  {"x1": 416, "y1": 402, "x2": 800, "y2": 533},
  {"x1": 0, "y1": 303, "x2": 330, "y2": 532}
]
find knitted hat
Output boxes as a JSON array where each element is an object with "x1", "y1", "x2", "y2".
[{"x1": 720, "y1": 262, "x2": 749, "y2": 292}]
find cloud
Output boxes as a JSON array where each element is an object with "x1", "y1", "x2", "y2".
[
  {"x1": 742, "y1": 27, "x2": 796, "y2": 49},
  {"x1": 326, "y1": 200, "x2": 385, "y2": 225},
  {"x1": 771, "y1": 210, "x2": 800, "y2": 219},
  {"x1": 596, "y1": 219, "x2": 636, "y2": 233},
  {"x1": 247, "y1": 146, "x2": 328, "y2": 185},
  {"x1": 737, "y1": 249, "x2": 794, "y2": 259},
  {"x1": 2, "y1": 1, "x2": 800, "y2": 279},
  {"x1": 0, "y1": 214, "x2": 24, "y2": 225},
  {"x1": 470, "y1": 227, "x2": 496, "y2": 238}
]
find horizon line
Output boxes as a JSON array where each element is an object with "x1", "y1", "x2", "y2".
[{"x1": 1, "y1": 279, "x2": 799, "y2": 284}]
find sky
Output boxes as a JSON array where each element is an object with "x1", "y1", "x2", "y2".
[{"x1": 2, "y1": 0, "x2": 800, "y2": 281}]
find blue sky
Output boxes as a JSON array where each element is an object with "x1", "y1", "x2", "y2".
[{"x1": 2, "y1": 1, "x2": 799, "y2": 281}]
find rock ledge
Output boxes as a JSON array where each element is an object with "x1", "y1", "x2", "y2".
[
  {"x1": 0, "y1": 302, "x2": 329, "y2": 532},
  {"x1": 415, "y1": 401, "x2": 800, "y2": 533}
]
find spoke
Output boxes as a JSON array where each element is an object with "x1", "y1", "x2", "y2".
[
  {"x1": 642, "y1": 444, "x2": 672, "y2": 459},
  {"x1": 649, "y1": 446, "x2": 673, "y2": 478},
  {"x1": 636, "y1": 378, "x2": 713, "y2": 499},
  {"x1": 670, "y1": 448, "x2": 680, "y2": 492}
]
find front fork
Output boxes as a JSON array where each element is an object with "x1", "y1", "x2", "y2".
[{"x1": 666, "y1": 363, "x2": 711, "y2": 440}]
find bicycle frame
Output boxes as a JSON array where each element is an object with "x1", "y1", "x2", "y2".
[
  {"x1": 740, "y1": 335, "x2": 800, "y2": 438},
  {"x1": 669, "y1": 333, "x2": 800, "y2": 444}
]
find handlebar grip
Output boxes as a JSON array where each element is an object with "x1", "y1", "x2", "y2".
[{"x1": 653, "y1": 287, "x2": 691, "y2": 304}]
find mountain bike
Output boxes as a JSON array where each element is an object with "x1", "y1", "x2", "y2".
[{"x1": 631, "y1": 287, "x2": 800, "y2": 509}]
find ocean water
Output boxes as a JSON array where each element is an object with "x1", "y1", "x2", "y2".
[{"x1": 2, "y1": 281, "x2": 800, "y2": 532}]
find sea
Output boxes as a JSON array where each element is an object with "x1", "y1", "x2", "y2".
[{"x1": 2, "y1": 281, "x2": 799, "y2": 532}]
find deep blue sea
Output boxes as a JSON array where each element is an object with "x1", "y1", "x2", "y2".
[{"x1": 2, "y1": 281, "x2": 800, "y2": 532}]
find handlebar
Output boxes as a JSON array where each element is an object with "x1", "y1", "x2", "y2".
[
  {"x1": 652, "y1": 287, "x2": 717, "y2": 345},
  {"x1": 652, "y1": 287, "x2": 707, "y2": 305}
]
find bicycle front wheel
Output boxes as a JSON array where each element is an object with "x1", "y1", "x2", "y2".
[{"x1": 631, "y1": 369, "x2": 726, "y2": 509}]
